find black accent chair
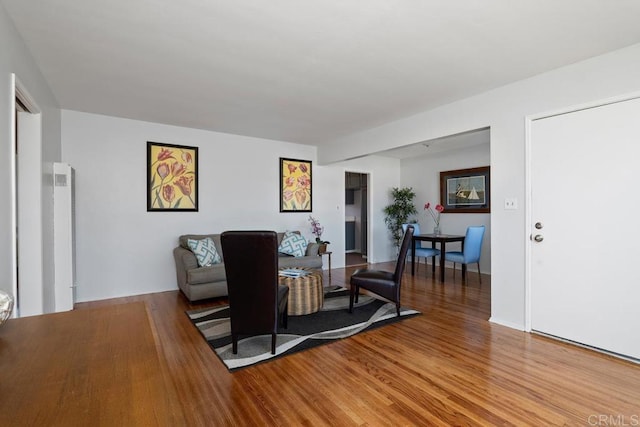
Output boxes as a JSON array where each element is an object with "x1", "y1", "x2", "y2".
[
  {"x1": 220, "y1": 231, "x2": 289, "y2": 355},
  {"x1": 349, "y1": 225, "x2": 414, "y2": 316}
]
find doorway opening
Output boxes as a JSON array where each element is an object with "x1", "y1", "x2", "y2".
[{"x1": 345, "y1": 172, "x2": 368, "y2": 267}]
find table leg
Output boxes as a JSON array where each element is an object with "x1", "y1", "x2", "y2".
[
  {"x1": 328, "y1": 252, "x2": 332, "y2": 283},
  {"x1": 411, "y1": 239, "x2": 416, "y2": 275},
  {"x1": 432, "y1": 242, "x2": 436, "y2": 275},
  {"x1": 439, "y1": 241, "x2": 446, "y2": 282}
]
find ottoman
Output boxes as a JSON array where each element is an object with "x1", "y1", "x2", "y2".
[{"x1": 278, "y1": 268, "x2": 324, "y2": 315}]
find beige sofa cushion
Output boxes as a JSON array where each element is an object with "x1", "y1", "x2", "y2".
[{"x1": 187, "y1": 263, "x2": 227, "y2": 285}]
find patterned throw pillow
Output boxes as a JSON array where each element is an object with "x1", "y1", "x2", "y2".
[
  {"x1": 278, "y1": 231, "x2": 308, "y2": 257},
  {"x1": 187, "y1": 237, "x2": 222, "y2": 267}
]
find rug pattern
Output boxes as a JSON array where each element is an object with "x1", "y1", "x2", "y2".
[{"x1": 186, "y1": 287, "x2": 420, "y2": 371}]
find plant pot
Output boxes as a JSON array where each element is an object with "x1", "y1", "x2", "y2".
[{"x1": 318, "y1": 243, "x2": 328, "y2": 254}]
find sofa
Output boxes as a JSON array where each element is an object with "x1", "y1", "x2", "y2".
[{"x1": 173, "y1": 231, "x2": 323, "y2": 302}]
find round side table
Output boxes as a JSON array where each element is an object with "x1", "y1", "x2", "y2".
[{"x1": 278, "y1": 268, "x2": 324, "y2": 315}]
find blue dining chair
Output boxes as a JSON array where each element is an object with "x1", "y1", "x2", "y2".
[
  {"x1": 402, "y1": 223, "x2": 440, "y2": 276},
  {"x1": 444, "y1": 225, "x2": 485, "y2": 284}
]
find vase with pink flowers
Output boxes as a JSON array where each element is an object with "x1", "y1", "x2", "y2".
[{"x1": 424, "y1": 202, "x2": 444, "y2": 234}]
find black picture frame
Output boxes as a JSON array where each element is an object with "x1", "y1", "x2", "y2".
[
  {"x1": 279, "y1": 157, "x2": 312, "y2": 212},
  {"x1": 147, "y1": 141, "x2": 199, "y2": 212},
  {"x1": 440, "y1": 166, "x2": 490, "y2": 213}
]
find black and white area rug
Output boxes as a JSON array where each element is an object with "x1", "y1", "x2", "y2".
[{"x1": 186, "y1": 287, "x2": 421, "y2": 371}]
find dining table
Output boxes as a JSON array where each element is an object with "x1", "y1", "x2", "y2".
[{"x1": 411, "y1": 233, "x2": 465, "y2": 282}]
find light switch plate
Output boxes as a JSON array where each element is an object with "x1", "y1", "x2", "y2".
[{"x1": 504, "y1": 198, "x2": 518, "y2": 210}]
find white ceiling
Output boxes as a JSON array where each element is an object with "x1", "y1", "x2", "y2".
[{"x1": 4, "y1": 1, "x2": 640, "y2": 147}]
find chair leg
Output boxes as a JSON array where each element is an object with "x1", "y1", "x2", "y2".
[
  {"x1": 232, "y1": 334, "x2": 238, "y2": 355},
  {"x1": 282, "y1": 306, "x2": 288, "y2": 329},
  {"x1": 396, "y1": 302, "x2": 401, "y2": 317},
  {"x1": 349, "y1": 285, "x2": 357, "y2": 313},
  {"x1": 271, "y1": 333, "x2": 276, "y2": 355},
  {"x1": 431, "y1": 256, "x2": 436, "y2": 275},
  {"x1": 477, "y1": 262, "x2": 482, "y2": 284}
]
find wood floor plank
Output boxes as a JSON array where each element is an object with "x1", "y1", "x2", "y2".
[
  {"x1": 0, "y1": 302, "x2": 184, "y2": 426},
  {"x1": 2, "y1": 262, "x2": 639, "y2": 426}
]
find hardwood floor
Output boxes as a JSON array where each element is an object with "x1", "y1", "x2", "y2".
[
  {"x1": 0, "y1": 301, "x2": 184, "y2": 426},
  {"x1": 2, "y1": 263, "x2": 639, "y2": 426},
  {"x1": 345, "y1": 252, "x2": 367, "y2": 267}
]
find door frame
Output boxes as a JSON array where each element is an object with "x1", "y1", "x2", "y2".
[
  {"x1": 524, "y1": 90, "x2": 640, "y2": 332},
  {"x1": 11, "y1": 74, "x2": 43, "y2": 317},
  {"x1": 344, "y1": 170, "x2": 370, "y2": 263}
]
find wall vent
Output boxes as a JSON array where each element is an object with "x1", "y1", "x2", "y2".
[{"x1": 55, "y1": 173, "x2": 67, "y2": 186}]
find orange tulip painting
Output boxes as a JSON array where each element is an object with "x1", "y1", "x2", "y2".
[
  {"x1": 147, "y1": 142, "x2": 198, "y2": 211},
  {"x1": 280, "y1": 158, "x2": 312, "y2": 212}
]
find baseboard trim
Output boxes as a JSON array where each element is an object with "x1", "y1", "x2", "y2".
[{"x1": 489, "y1": 317, "x2": 525, "y2": 331}]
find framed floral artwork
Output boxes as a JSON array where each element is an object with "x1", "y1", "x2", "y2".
[
  {"x1": 147, "y1": 141, "x2": 198, "y2": 211},
  {"x1": 439, "y1": 166, "x2": 490, "y2": 213},
  {"x1": 280, "y1": 157, "x2": 312, "y2": 212}
]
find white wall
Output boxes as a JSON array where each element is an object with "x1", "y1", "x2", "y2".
[
  {"x1": 0, "y1": 4, "x2": 61, "y2": 311},
  {"x1": 319, "y1": 43, "x2": 640, "y2": 330},
  {"x1": 401, "y1": 142, "x2": 491, "y2": 274},
  {"x1": 61, "y1": 111, "x2": 402, "y2": 302}
]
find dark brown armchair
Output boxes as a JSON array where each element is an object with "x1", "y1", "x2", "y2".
[
  {"x1": 349, "y1": 225, "x2": 414, "y2": 316},
  {"x1": 220, "y1": 231, "x2": 289, "y2": 355}
]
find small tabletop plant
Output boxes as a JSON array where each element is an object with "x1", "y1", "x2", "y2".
[{"x1": 308, "y1": 215, "x2": 330, "y2": 245}]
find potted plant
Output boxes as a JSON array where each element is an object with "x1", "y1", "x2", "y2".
[
  {"x1": 308, "y1": 215, "x2": 330, "y2": 254},
  {"x1": 383, "y1": 187, "x2": 417, "y2": 249}
]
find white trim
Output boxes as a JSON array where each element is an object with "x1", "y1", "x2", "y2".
[
  {"x1": 527, "y1": 90, "x2": 640, "y2": 122},
  {"x1": 532, "y1": 331, "x2": 640, "y2": 364},
  {"x1": 14, "y1": 76, "x2": 41, "y2": 114},
  {"x1": 523, "y1": 90, "x2": 640, "y2": 333},
  {"x1": 524, "y1": 116, "x2": 532, "y2": 332},
  {"x1": 489, "y1": 316, "x2": 525, "y2": 331},
  {"x1": 10, "y1": 75, "x2": 17, "y2": 317}
]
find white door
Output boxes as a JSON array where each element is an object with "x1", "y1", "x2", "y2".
[
  {"x1": 17, "y1": 111, "x2": 44, "y2": 316},
  {"x1": 530, "y1": 96, "x2": 640, "y2": 360}
]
